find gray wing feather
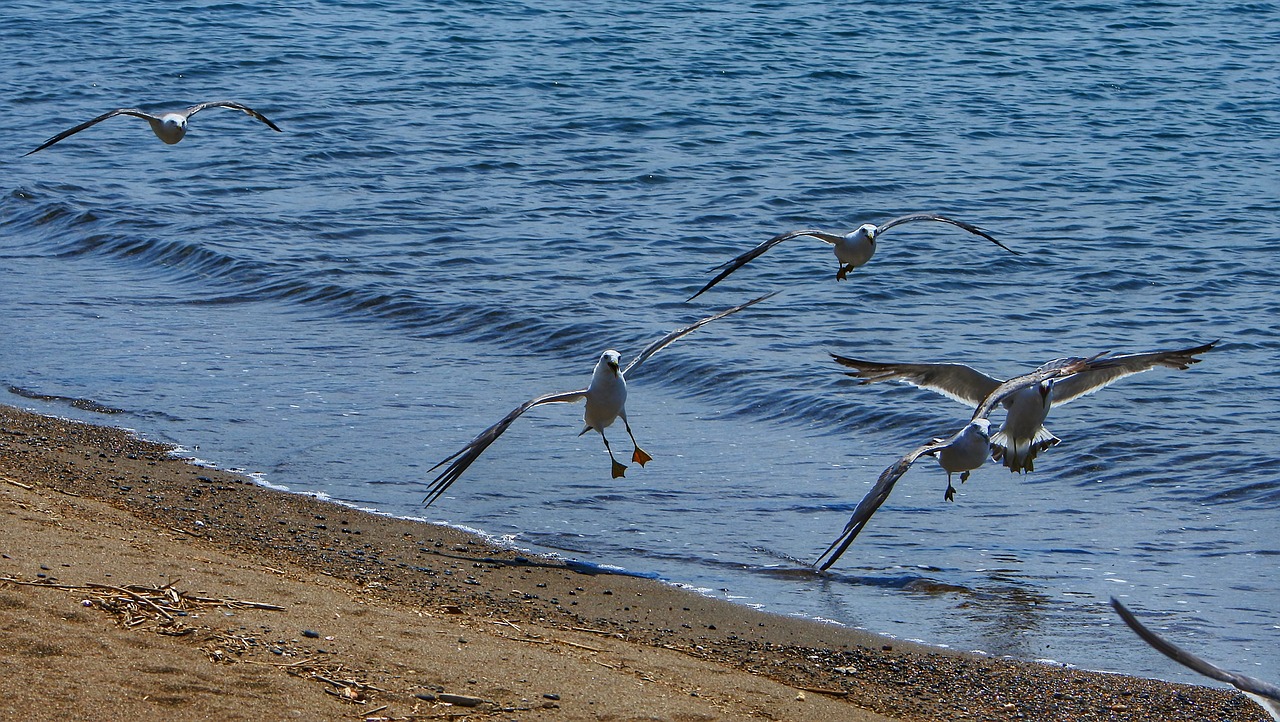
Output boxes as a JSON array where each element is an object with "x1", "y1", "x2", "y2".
[
  {"x1": 815, "y1": 439, "x2": 946, "y2": 570},
  {"x1": 874, "y1": 213, "x2": 1020, "y2": 256},
  {"x1": 23, "y1": 108, "x2": 154, "y2": 156},
  {"x1": 830, "y1": 354, "x2": 1001, "y2": 407},
  {"x1": 1111, "y1": 598, "x2": 1280, "y2": 711},
  {"x1": 688, "y1": 230, "x2": 844, "y2": 300},
  {"x1": 424, "y1": 389, "x2": 586, "y2": 506},
  {"x1": 623, "y1": 292, "x2": 775, "y2": 376},
  {"x1": 1051, "y1": 341, "x2": 1216, "y2": 406},
  {"x1": 184, "y1": 101, "x2": 283, "y2": 132}
]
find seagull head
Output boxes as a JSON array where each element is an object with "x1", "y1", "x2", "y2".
[
  {"x1": 602, "y1": 350, "x2": 622, "y2": 375},
  {"x1": 847, "y1": 223, "x2": 878, "y2": 244},
  {"x1": 970, "y1": 418, "x2": 992, "y2": 438},
  {"x1": 153, "y1": 113, "x2": 189, "y2": 144}
]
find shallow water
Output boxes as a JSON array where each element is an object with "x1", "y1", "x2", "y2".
[{"x1": 2, "y1": 0, "x2": 1278, "y2": 686}]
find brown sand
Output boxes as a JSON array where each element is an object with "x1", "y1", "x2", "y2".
[{"x1": 0, "y1": 403, "x2": 1269, "y2": 721}]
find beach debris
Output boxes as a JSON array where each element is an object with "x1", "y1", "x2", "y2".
[
  {"x1": 437, "y1": 693, "x2": 487, "y2": 707},
  {"x1": 1, "y1": 475, "x2": 34, "y2": 490},
  {"x1": 0, "y1": 576, "x2": 283, "y2": 633}
]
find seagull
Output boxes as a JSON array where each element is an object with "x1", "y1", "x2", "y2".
[
  {"x1": 1111, "y1": 598, "x2": 1280, "y2": 720},
  {"x1": 687, "y1": 213, "x2": 1018, "y2": 301},
  {"x1": 24, "y1": 101, "x2": 282, "y2": 156},
  {"x1": 816, "y1": 354, "x2": 1107, "y2": 570},
  {"x1": 424, "y1": 293, "x2": 774, "y2": 507},
  {"x1": 831, "y1": 341, "x2": 1217, "y2": 473}
]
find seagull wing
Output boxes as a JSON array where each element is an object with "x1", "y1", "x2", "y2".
[
  {"x1": 688, "y1": 229, "x2": 845, "y2": 300},
  {"x1": 874, "y1": 213, "x2": 1020, "y2": 256},
  {"x1": 830, "y1": 354, "x2": 1001, "y2": 408},
  {"x1": 815, "y1": 438, "x2": 948, "y2": 570},
  {"x1": 184, "y1": 101, "x2": 283, "y2": 132},
  {"x1": 1111, "y1": 598, "x2": 1280, "y2": 712},
  {"x1": 622, "y1": 292, "x2": 775, "y2": 377},
  {"x1": 23, "y1": 108, "x2": 155, "y2": 156},
  {"x1": 423, "y1": 389, "x2": 587, "y2": 507},
  {"x1": 1051, "y1": 341, "x2": 1217, "y2": 406}
]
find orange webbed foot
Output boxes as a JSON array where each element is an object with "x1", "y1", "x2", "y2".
[{"x1": 632, "y1": 447, "x2": 652, "y2": 467}]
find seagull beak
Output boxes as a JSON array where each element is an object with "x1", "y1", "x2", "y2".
[{"x1": 608, "y1": 360, "x2": 619, "y2": 373}]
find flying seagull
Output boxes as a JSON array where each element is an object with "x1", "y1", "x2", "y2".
[
  {"x1": 24, "y1": 101, "x2": 282, "y2": 156},
  {"x1": 687, "y1": 213, "x2": 1018, "y2": 301},
  {"x1": 816, "y1": 354, "x2": 1110, "y2": 570},
  {"x1": 424, "y1": 293, "x2": 774, "y2": 507},
  {"x1": 831, "y1": 341, "x2": 1216, "y2": 473},
  {"x1": 1111, "y1": 598, "x2": 1280, "y2": 720}
]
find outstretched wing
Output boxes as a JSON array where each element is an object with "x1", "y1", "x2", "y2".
[
  {"x1": 1111, "y1": 598, "x2": 1280, "y2": 715},
  {"x1": 1051, "y1": 341, "x2": 1216, "y2": 406},
  {"x1": 623, "y1": 292, "x2": 775, "y2": 377},
  {"x1": 184, "y1": 101, "x2": 283, "y2": 132},
  {"x1": 830, "y1": 354, "x2": 1001, "y2": 407},
  {"x1": 687, "y1": 229, "x2": 845, "y2": 300},
  {"x1": 24, "y1": 108, "x2": 154, "y2": 156},
  {"x1": 815, "y1": 439, "x2": 946, "y2": 570},
  {"x1": 875, "y1": 213, "x2": 1020, "y2": 256},
  {"x1": 424, "y1": 389, "x2": 586, "y2": 507}
]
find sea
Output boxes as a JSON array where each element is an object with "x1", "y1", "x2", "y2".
[{"x1": 1, "y1": 0, "x2": 1277, "y2": 689}]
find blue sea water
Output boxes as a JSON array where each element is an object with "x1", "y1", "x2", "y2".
[{"x1": 1, "y1": 0, "x2": 1278, "y2": 687}]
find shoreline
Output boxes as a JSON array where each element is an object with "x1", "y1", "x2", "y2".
[{"x1": 0, "y1": 403, "x2": 1267, "y2": 721}]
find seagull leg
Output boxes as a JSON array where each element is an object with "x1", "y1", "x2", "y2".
[
  {"x1": 621, "y1": 416, "x2": 652, "y2": 467},
  {"x1": 945, "y1": 472, "x2": 957, "y2": 502},
  {"x1": 836, "y1": 264, "x2": 855, "y2": 281},
  {"x1": 599, "y1": 430, "x2": 627, "y2": 479}
]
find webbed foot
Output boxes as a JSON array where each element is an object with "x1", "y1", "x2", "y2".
[
  {"x1": 836, "y1": 265, "x2": 851, "y2": 281},
  {"x1": 960, "y1": 470, "x2": 971, "y2": 483},
  {"x1": 611, "y1": 460, "x2": 628, "y2": 479},
  {"x1": 632, "y1": 447, "x2": 652, "y2": 466},
  {"x1": 945, "y1": 484, "x2": 957, "y2": 502}
]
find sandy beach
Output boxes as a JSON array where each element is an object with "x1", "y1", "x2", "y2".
[{"x1": 0, "y1": 403, "x2": 1268, "y2": 721}]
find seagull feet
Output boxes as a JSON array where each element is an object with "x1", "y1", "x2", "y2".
[
  {"x1": 945, "y1": 484, "x2": 957, "y2": 502},
  {"x1": 632, "y1": 447, "x2": 652, "y2": 467},
  {"x1": 835, "y1": 265, "x2": 853, "y2": 281},
  {"x1": 611, "y1": 460, "x2": 628, "y2": 479},
  {"x1": 960, "y1": 470, "x2": 971, "y2": 483}
]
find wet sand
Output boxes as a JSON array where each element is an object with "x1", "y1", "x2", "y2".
[{"x1": 0, "y1": 403, "x2": 1268, "y2": 721}]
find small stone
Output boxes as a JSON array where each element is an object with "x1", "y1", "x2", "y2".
[
  {"x1": 302, "y1": 629, "x2": 320, "y2": 638},
  {"x1": 543, "y1": 693, "x2": 560, "y2": 701}
]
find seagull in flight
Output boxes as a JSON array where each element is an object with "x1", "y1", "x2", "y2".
[
  {"x1": 424, "y1": 293, "x2": 774, "y2": 507},
  {"x1": 24, "y1": 101, "x2": 282, "y2": 156},
  {"x1": 831, "y1": 341, "x2": 1216, "y2": 473},
  {"x1": 816, "y1": 354, "x2": 1108, "y2": 570},
  {"x1": 687, "y1": 213, "x2": 1018, "y2": 301},
  {"x1": 1111, "y1": 598, "x2": 1280, "y2": 720}
]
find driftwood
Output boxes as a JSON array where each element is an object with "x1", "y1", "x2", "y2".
[{"x1": 0, "y1": 576, "x2": 284, "y2": 633}]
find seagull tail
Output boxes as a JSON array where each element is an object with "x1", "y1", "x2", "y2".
[{"x1": 989, "y1": 428, "x2": 1060, "y2": 473}]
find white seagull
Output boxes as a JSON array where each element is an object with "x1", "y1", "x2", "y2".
[
  {"x1": 24, "y1": 101, "x2": 282, "y2": 156},
  {"x1": 1111, "y1": 598, "x2": 1280, "y2": 720},
  {"x1": 424, "y1": 293, "x2": 774, "y2": 507},
  {"x1": 687, "y1": 213, "x2": 1018, "y2": 301},
  {"x1": 816, "y1": 354, "x2": 1108, "y2": 570},
  {"x1": 831, "y1": 341, "x2": 1216, "y2": 473}
]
